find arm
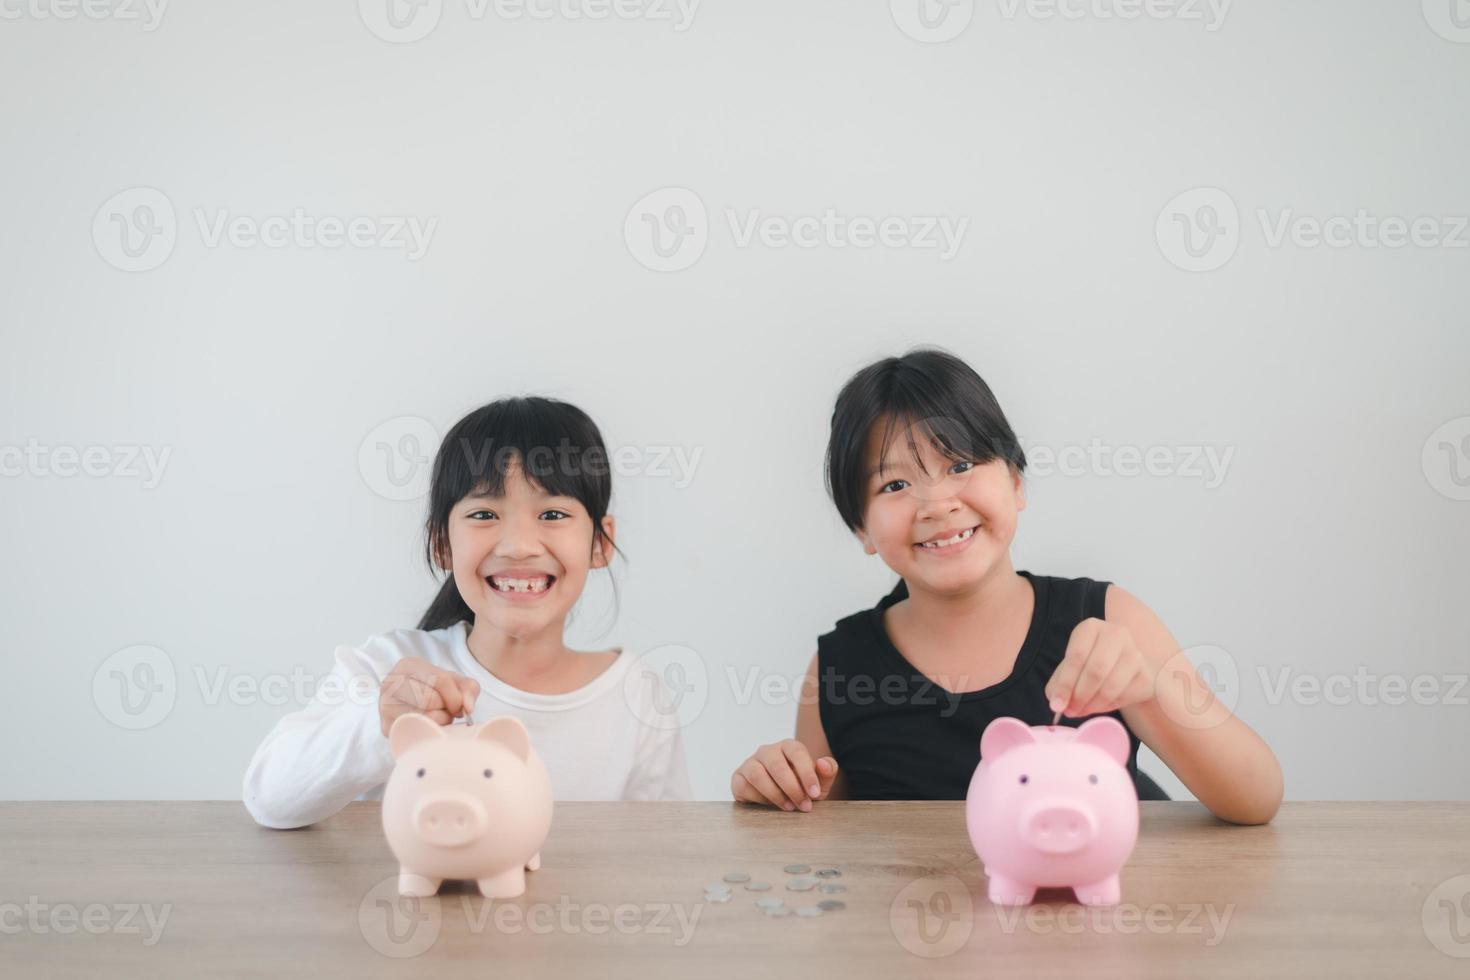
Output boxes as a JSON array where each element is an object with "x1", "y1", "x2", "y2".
[
  {"x1": 241, "y1": 644, "x2": 394, "y2": 829},
  {"x1": 796, "y1": 651, "x2": 848, "y2": 801},
  {"x1": 1108, "y1": 586, "x2": 1284, "y2": 825},
  {"x1": 730, "y1": 652, "x2": 844, "y2": 809}
]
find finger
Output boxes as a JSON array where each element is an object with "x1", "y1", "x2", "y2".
[
  {"x1": 757, "y1": 749, "x2": 809, "y2": 811},
  {"x1": 384, "y1": 670, "x2": 441, "y2": 712},
  {"x1": 1077, "y1": 652, "x2": 1136, "y2": 716},
  {"x1": 739, "y1": 762, "x2": 795, "y2": 810},
  {"x1": 815, "y1": 757, "x2": 840, "y2": 798},
  {"x1": 1045, "y1": 619, "x2": 1101, "y2": 713},
  {"x1": 428, "y1": 671, "x2": 466, "y2": 717},
  {"x1": 732, "y1": 771, "x2": 779, "y2": 806},
  {"x1": 780, "y1": 742, "x2": 821, "y2": 801},
  {"x1": 424, "y1": 708, "x2": 453, "y2": 726},
  {"x1": 456, "y1": 677, "x2": 480, "y2": 718},
  {"x1": 1068, "y1": 629, "x2": 1124, "y2": 716}
]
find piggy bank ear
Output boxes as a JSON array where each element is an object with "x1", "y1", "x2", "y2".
[
  {"x1": 389, "y1": 712, "x2": 445, "y2": 759},
  {"x1": 980, "y1": 717, "x2": 1036, "y2": 760},
  {"x1": 1075, "y1": 716, "x2": 1130, "y2": 766},
  {"x1": 476, "y1": 716, "x2": 531, "y2": 762}
]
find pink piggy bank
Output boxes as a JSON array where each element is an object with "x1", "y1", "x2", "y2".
[
  {"x1": 383, "y1": 713, "x2": 553, "y2": 898},
  {"x1": 966, "y1": 716, "x2": 1139, "y2": 907}
]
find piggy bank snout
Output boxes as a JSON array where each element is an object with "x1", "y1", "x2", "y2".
[
  {"x1": 1020, "y1": 798, "x2": 1097, "y2": 855},
  {"x1": 412, "y1": 792, "x2": 489, "y2": 847}
]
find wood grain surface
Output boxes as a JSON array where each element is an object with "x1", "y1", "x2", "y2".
[{"x1": 2, "y1": 801, "x2": 1467, "y2": 978}]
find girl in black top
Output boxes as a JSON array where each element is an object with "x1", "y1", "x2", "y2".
[{"x1": 729, "y1": 349, "x2": 1283, "y2": 824}]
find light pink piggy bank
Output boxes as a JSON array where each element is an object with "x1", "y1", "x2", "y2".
[
  {"x1": 966, "y1": 716, "x2": 1139, "y2": 907},
  {"x1": 383, "y1": 713, "x2": 553, "y2": 898}
]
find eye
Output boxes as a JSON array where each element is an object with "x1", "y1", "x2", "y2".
[
  {"x1": 879, "y1": 479, "x2": 908, "y2": 494},
  {"x1": 483, "y1": 769, "x2": 494, "y2": 779},
  {"x1": 539, "y1": 509, "x2": 570, "y2": 521},
  {"x1": 416, "y1": 768, "x2": 426, "y2": 778},
  {"x1": 467, "y1": 510, "x2": 497, "y2": 521},
  {"x1": 950, "y1": 460, "x2": 973, "y2": 474},
  {"x1": 1088, "y1": 774, "x2": 1098, "y2": 784},
  {"x1": 1018, "y1": 774, "x2": 1028, "y2": 785}
]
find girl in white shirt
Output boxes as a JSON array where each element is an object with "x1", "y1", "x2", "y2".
[{"x1": 244, "y1": 397, "x2": 691, "y2": 828}]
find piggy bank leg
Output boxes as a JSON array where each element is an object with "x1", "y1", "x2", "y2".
[
  {"x1": 986, "y1": 873, "x2": 1036, "y2": 906},
  {"x1": 1073, "y1": 875, "x2": 1121, "y2": 906},
  {"x1": 478, "y1": 867, "x2": 527, "y2": 899},
  {"x1": 525, "y1": 852, "x2": 541, "y2": 872},
  {"x1": 398, "y1": 869, "x2": 442, "y2": 897}
]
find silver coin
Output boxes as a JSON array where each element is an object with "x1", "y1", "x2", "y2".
[
  {"x1": 755, "y1": 897, "x2": 785, "y2": 910},
  {"x1": 783, "y1": 864, "x2": 811, "y2": 874},
  {"x1": 795, "y1": 906, "x2": 823, "y2": 918},
  {"x1": 705, "y1": 883, "x2": 731, "y2": 895},
  {"x1": 745, "y1": 881, "x2": 772, "y2": 891},
  {"x1": 815, "y1": 868, "x2": 841, "y2": 878},
  {"x1": 722, "y1": 872, "x2": 750, "y2": 883},
  {"x1": 764, "y1": 906, "x2": 792, "y2": 918},
  {"x1": 786, "y1": 876, "x2": 817, "y2": 891},
  {"x1": 817, "y1": 900, "x2": 846, "y2": 911},
  {"x1": 817, "y1": 883, "x2": 847, "y2": 894},
  {"x1": 704, "y1": 892, "x2": 731, "y2": 903}
]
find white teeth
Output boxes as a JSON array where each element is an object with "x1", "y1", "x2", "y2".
[{"x1": 920, "y1": 526, "x2": 975, "y2": 549}]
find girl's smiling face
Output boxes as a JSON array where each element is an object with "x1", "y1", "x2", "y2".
[
  {"x1": 439, "y1": 460, "x2": 614, "y2": 640},
  {"x1": 857, "y1": 416, "x2": 1025, "y2": 596}
]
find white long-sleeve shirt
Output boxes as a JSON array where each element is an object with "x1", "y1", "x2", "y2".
[{"x1": 242, "y1": 622, "x2": 692, "y2": 828}]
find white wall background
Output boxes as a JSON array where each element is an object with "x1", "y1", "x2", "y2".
[{"x1": 2, "y1": 1, "x2": 1467, "y2": 803}]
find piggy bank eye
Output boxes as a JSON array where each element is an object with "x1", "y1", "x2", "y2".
[
  {"x1": 1088, "y1": 774, "x2": 1098, "y2": 784},
  {"x1": 483, "y1": 769, "x2": 494, "y2": 779},
  {"x1": 1018, "y1": 775, "x2": 1028, "y2": 785},
  {"x1": 416, "y1": 768, "x2": 426, "y2": 778}
]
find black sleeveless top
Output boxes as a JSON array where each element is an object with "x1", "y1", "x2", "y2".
[{"x1": 817, "y1": 571, "x2": 1169, "y2": 801}]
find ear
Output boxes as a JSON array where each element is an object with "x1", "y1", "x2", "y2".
[
  {"x1": 1074, "y1": 716, "x2": 1130, "y2": 766},
  {"x1": 1012, "y1": 465, "x2": 1026, "y2": 513},
  {"x1": 389, "y1": 712, "x2": 445, "y2": 759},
  {"x1": 980, "y1": 716, "x2": 1036, "y2": 760},
  {"x1": 855, "y1": 528, "x2": 877, "y2": 556},
  {"x1": 475, "y1": 715, "x2": 531, "y2": 762},
  {"x1": 591, "y1": 514, "x2": 616, "y2": 568}
]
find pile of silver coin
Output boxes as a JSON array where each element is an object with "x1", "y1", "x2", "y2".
[{"x1": 701, "y1": 864, "x2": 848, "y2": 918}]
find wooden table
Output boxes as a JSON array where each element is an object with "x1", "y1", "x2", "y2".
[{"x1": 2, "y1": 801, "x2": 1467, "y2": 978}]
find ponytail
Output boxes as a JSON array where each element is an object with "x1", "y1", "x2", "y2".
[{"x1": 417, "y1": 577, "x2": 474, "y2": 632}]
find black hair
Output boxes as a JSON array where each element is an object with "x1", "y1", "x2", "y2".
[
  {"x1": 824, "y1": 347, "x2": 1027, "y2": 532},
  {"x1": 417, "y1": 396, "x2": 618, "y2": 631}
]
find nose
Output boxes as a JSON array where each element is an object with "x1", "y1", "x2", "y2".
[
  {"x1": 1021, "y1": 799, "x2": 1096, "y2": 855},
  {"x1": 494, "y1": 518, "x2": 544, "y2": 560},
  {"x1": 413, "y1": 793, "x2": 488, "y2": 847},
  {"x1": 915, "y1": 492, "x2": 961, "y2": 522}
]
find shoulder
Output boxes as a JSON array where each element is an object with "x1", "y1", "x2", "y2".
[
  {"x1": 817, "y1": 579, "x2": 906, "y2": 648},
  {"x1": 346, "y1": 624, "x2": 465, "y2": 673},
  {"x1": 1101, "y1": 584, "x2": 1159, "y2": 627},
  {"x1": 1020, "y1": 571, "x2": 1111, "y2": 620},
  {"x1": 1101, "y1": 585, "x2": 1178, "y2": 660}
]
